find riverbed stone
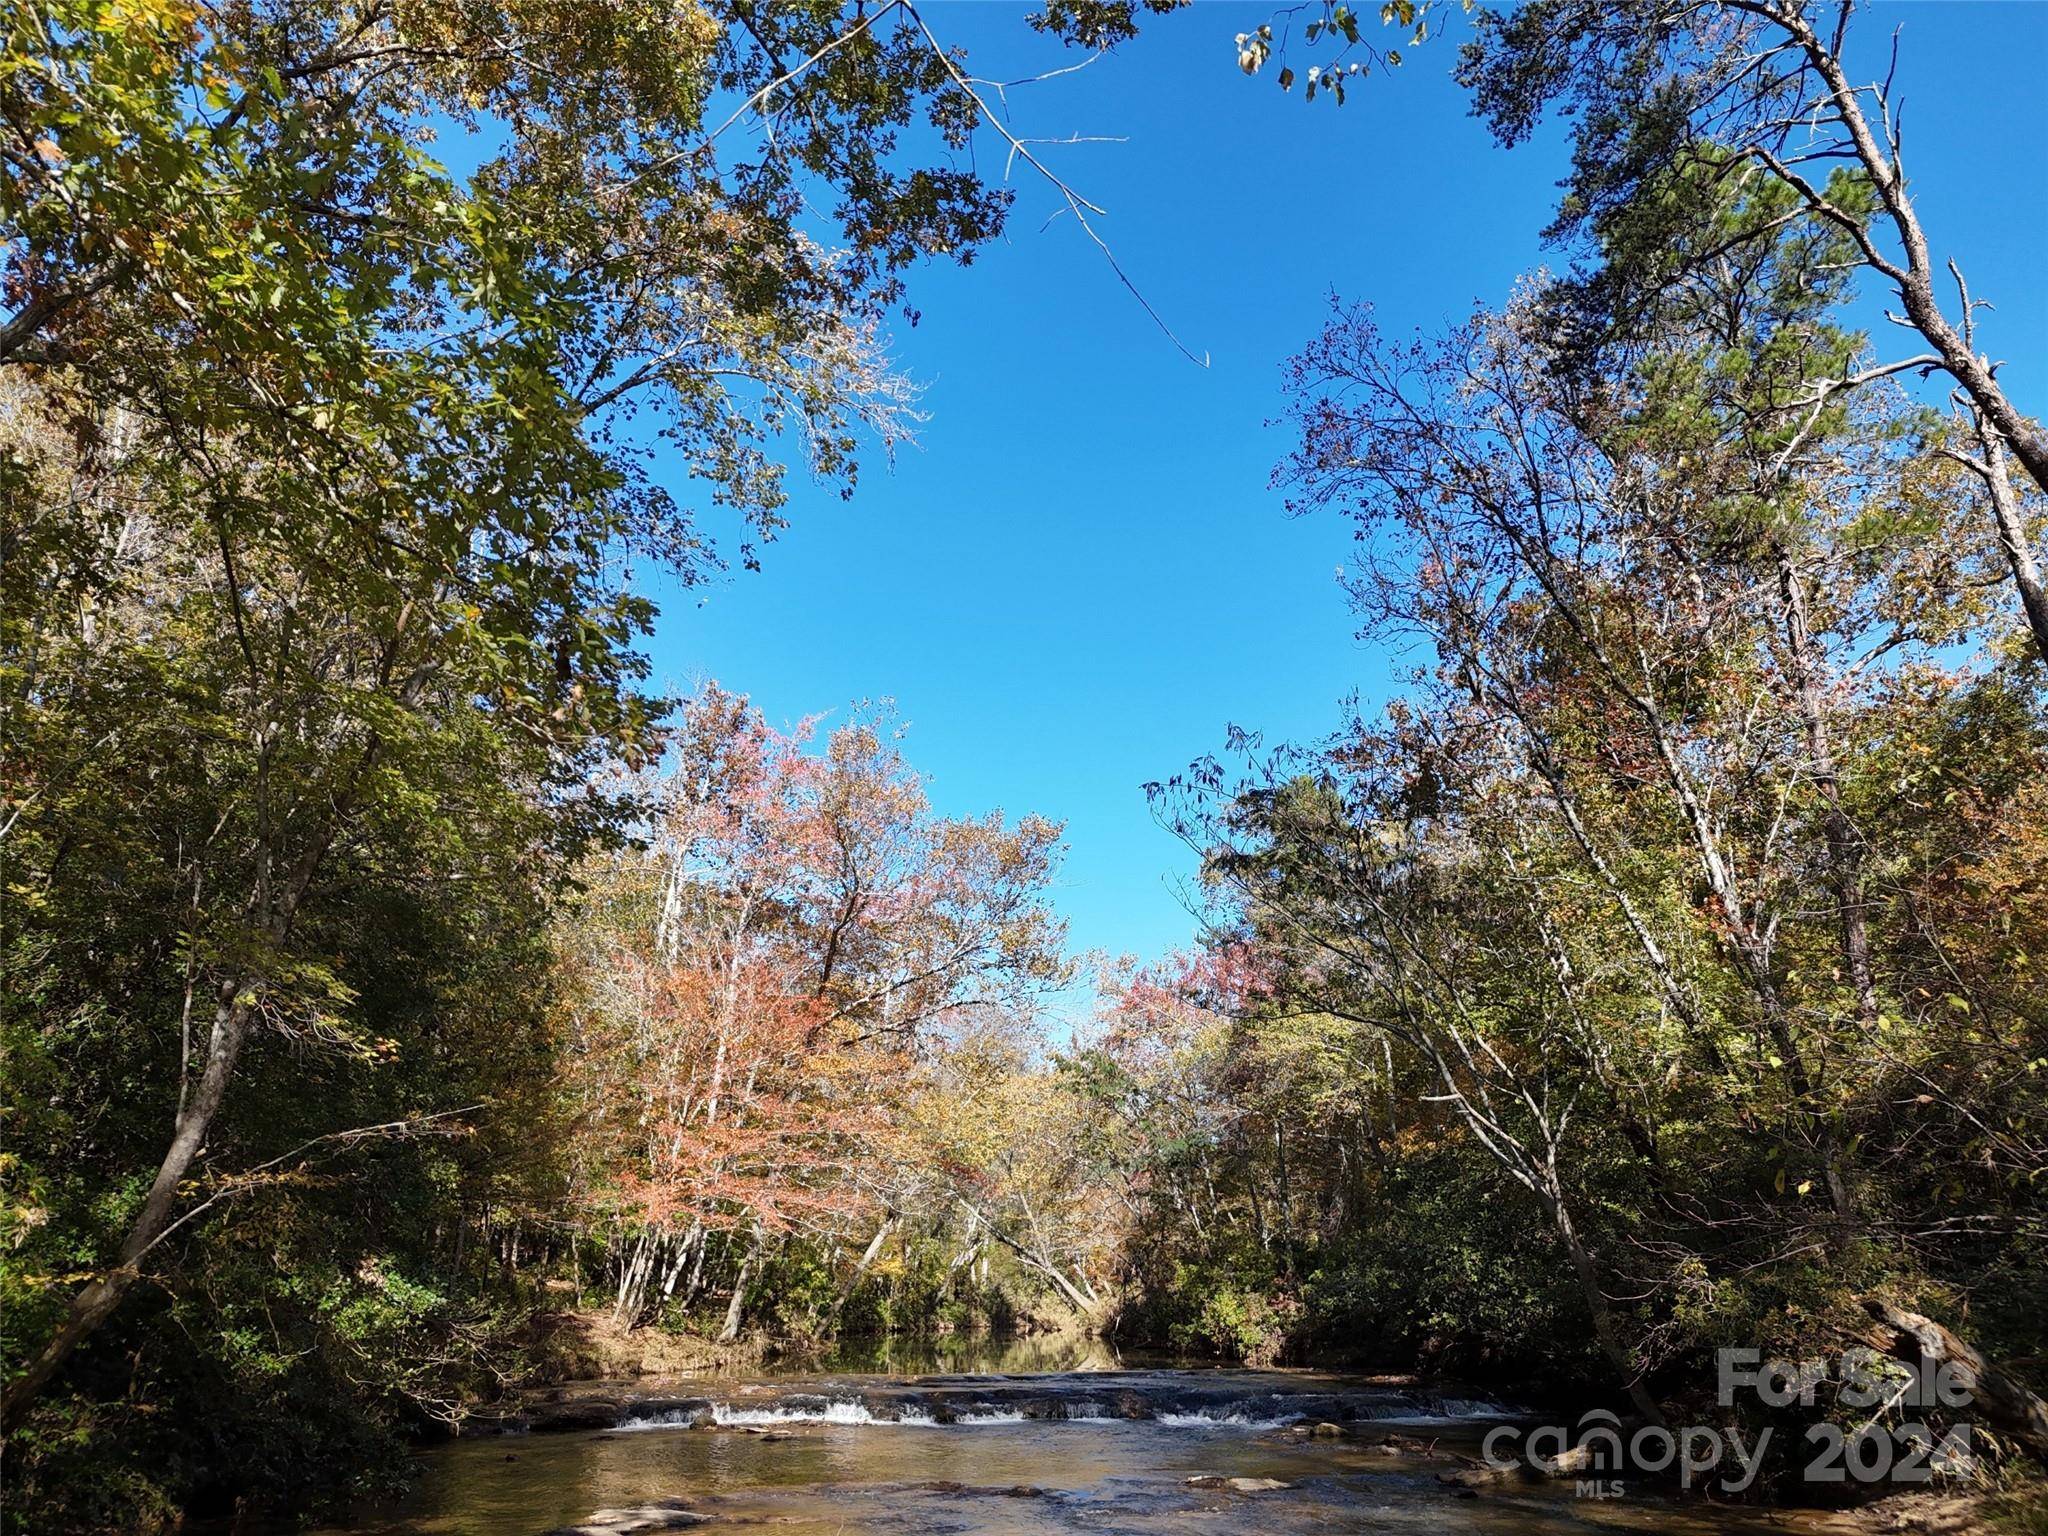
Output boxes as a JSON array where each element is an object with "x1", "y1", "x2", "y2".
[
  {"x1": 542, "y1": 1500, "x2": 707, "y2": 1534},
  {"x1": 906, "y1": 1480, "x2": 1049, "y2": 1497},
  {"x1": 1438, "y1": 1467, "x2": 1515, "y2": 1488},
  {"x1": 1187, "y1": 1474, "x2": 1291, "y2": 1492},
  {"x1": 524, "y1": 1396, "x2": 625, "y2": 1432},
  {"x1": 1536, "y1": 1442, "x2": 1596, "y2": 1476},
  {"x1": 1354, "y1": 1431, "x2": 1437, "y2": 1456}
]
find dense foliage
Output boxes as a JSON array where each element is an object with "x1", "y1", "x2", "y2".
[
  {"x1": 550, "y1": 687, "x2": 1070, "y2": 1343},
  {"x1": 0, "y1": 0, "x2": 1062, "y2": 1523},
  {"x1": 1116, "y1": 164, "x2": 2048, "y2": 1472}
]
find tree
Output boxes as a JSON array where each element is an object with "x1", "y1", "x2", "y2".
[
  {"x1": 554, "y1": 687, "x2": 1068, "y2": 1336},
  {"x1": 1214, "y1": 0, "x2": 2048, "y2": 655},
  {"x1": 1455, "y1": 0, "x2": 2048, "y2": 487},
  {"x1": 1134, "y1": 184, "x2": 2046, "y2": 1424},
  {"x1": 0, "y1": 0, "x2": 1065, "y2": 1429}
]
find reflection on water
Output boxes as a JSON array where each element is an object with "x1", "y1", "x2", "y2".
[
  {"x1": 799, "y1": 1331, "x2": 1135, "y2": 1377},
  {"x1": 305, "y1": 1358, "x2": 1837, "y2": 1536}
]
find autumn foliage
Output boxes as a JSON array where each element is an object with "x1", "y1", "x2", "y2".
[{"x1": 553, "y1": 687, "x2": 1069, "y2": 1330}]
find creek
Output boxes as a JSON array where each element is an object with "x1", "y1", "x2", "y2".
[{"x1": 304, "y1": 1338, "x2": 1841, "y2": 1536}]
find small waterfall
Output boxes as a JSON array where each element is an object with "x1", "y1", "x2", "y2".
[{"x1": 606, "y1": 1376, "x2": 1521, "y2": 1434}]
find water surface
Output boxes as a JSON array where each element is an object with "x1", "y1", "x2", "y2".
[{"x1": 311, "y1": 1349, "x2": 1837, "y2": 1536}]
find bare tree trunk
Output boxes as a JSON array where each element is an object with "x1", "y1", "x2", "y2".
[
  {"x1": 1774, "y1": 4, "x2": 2048, "y2": 498},
  {"x1": 681, "y1": 1222, "x2": 710, "y2": 1308},
  {"x1": 1622, "y1": 661, "x2": 1853, "y2": 1221},
  {"x1": 832, "y1": 1215, "x2": 896, "y2": 1322},
  {"x1": 1775, "y1": 547, "x2": 1879, "y2": 1029},
  {"x1": 955, "y1": 1197, "x2": 1096, "y2": 1316},
  {"x1": 1538, "y1": 1175, "x2": 1666, "y2": 1429},
  {"x1": 1491, "y1": 681, "x2": 1725, "y2": 1071},
  {"x1": 1969, "y1": 413, "x2": 2048, "y2": 662},
  {"x1": 614, "y1": 1229, "x2": 652, "y2": 1323},
  {"x1": 661, "y1": 1220, "x2": 701, "y2": 1302},
  {"x1": 717, "y1": 1230, "x2": 763, "y2": 1344},
  {"x1": 1861, "y1": 1299, "x2": 2048, "y2": 1457},
  {"x1": 1493, "y1": 654, "x2": 1841, "y2": 1211},
  {"x1": 1397, "y1": 1026, "x2": 1668, "y2": 1430}
]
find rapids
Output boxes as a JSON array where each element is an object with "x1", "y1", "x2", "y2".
[{"x1": 301, "y1": 1342, "x2": 1851, "y2": 1536}]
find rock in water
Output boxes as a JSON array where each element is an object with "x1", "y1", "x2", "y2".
[
  {"x1": 542, "y1": 1500, "x2": 707, "y2": 1535},
  {"x1": 1186, "y1": 1474, "x2": 1291, "y2": 1492},
  {"x1": 1536, "y1": 1442, "x2": 1595, "y2": 1476},
  {"x1": 524, "y1": 1395, "x2": 625, "y2": 1432}
]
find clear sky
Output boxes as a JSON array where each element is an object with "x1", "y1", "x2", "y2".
[{"x1": 637, "y1": 1, "x2": 2048, "y2": 1000}]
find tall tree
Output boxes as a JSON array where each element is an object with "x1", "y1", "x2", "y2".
[
  {"x1": 1212, "y1": 0, "x2": 2048, "y2": 654},
  {"x1": 1, "y1": 0, "x2": 1048, "y2": 1426},
  {"x1": 1138, "y1": 183, "x2": 2043, "y2": 1420}
]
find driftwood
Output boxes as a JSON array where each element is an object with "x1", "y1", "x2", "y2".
[{"x1": 1861, "y1": 1298, "x2": 2048, "y2": 1457}]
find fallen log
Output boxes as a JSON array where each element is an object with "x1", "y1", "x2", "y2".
[{"x1": 1860, "y1": 1298, "x2": 2048, "y2": 1458}]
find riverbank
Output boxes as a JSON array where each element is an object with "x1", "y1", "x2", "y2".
[
  {"x1": 517, "y1": 1310, "x2": 774, "y2": 1386},
  {"x1": 512, "y1": 1307, "x2": 1101, "y2": 1386}
]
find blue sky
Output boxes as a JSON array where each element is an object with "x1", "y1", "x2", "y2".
[{"x1": 638, "y1": 1, "x2": 2048, "y2": 1000}]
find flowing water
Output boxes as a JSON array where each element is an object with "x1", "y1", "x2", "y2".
[{"x1": 307, "y1": 1341, "x2": 1842, "y2": 1536}]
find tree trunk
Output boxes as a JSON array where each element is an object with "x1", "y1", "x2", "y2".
[
  {"x1": 1971, "y1": 413, "x2": 2048, "y2": 662},
  {"x1": 681, "y1": 1221, "x2": 710, "y2": 1308},
  {"x1": 661, "y1": 1220, "x2": 702, "y2": 1302},
  {"x1": 1861, "y1": 1298, "x2": 2048, "y2": 1456},
  {"x1": 614, "y1": 1229, "x2": 653, "y2": 1323},
  {"x1": 985, "y1": 1225, "x2": 1095, "y2": 1314},
  {"x1": 3, "y1": 691, "x2": 384, "y2": 1429},
  {"x1": 832, "y1": 1215, "x2": 895, "y2": 1321},
  {"x1": 1540, "y1": 1179, "x2": 1667, "y2": 1429},
  {"x1": 717, "y1": 1230, "x2": 763, "y2": 1344},
  {"x1": 1633, "y1": 674, "x2": 1853, "y2": 1221},
  {"x1": 1775, "y1": 547, "x2": 1879, "y2": 1030},
  {"x1": 1783, "y1": 10, "x2": 2048, "y2": 498},
  {"x1": 2, "y1": 980, "x2": 252, "y2": 1429}
]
